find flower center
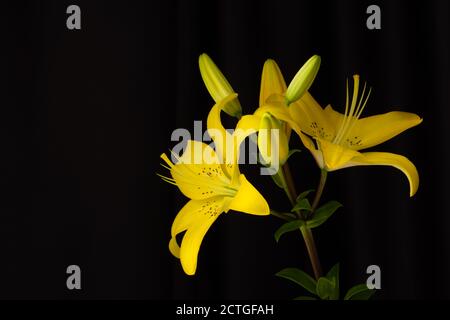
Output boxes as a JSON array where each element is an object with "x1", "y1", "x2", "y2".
[
  {"x1": 332, "y1": 75, "x2": 371, "y2": 146},
  {"x1": 159, "y1": 153, "x2": 238, "y2": 197}
]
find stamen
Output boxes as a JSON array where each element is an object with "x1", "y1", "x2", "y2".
[
  {"x1": 157, "y1": 173, "x2": 178, "y2": 186},
  {"x1": 355, "y1": 87, "x2": 372, "y2": 120},
  {"x1": 160, "y1": 148, "x2": 238, "y2": 197},
  {"x1": 333, "y1": 78, "x2": 350, "y2": 144},
  {"x1": 334, "y1": 76, "x2": 359, "y2": 144},
  {"x1": 161, "y1": 153, "x2": 174, "y2": 168},
  {"x1": 160, "y1": 162, "x2": 172, "y2": 171},
  {"x1": 333, "y1": 75, "x2": 371, "y2": 146},
  {"x1": 345, "y1": 86, "x2": 372, "y2": 142},
  {"x1": 338, "y1": 75, "x2": 360, "y2": 143},
  {"x1": 172, "y1": 163, "x2": 237, "y2": 197}
]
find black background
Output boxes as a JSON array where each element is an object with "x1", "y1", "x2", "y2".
[{"x1": 1, "y1": 0, "x2": 449, "y2": 299}]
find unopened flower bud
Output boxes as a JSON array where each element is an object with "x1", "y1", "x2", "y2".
[
  {"x1": 258, "y1": 113, "x2": 289, "y2": 167},
  {"x1": 199, "y1": 53, "x2": 242, "y2": 118},
  {"x1": 285, "y1": 55, "x2": 321, "y2": 105}
]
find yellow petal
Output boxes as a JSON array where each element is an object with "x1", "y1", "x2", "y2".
[
  {"x1": 348, "y1": 112, "x2": 422, "y2": 150},
  {"x1": 343, "y1": 152, "x2": 420, "y2": 197},
  {"x1": 285, "y1": 55, "x2": 321, "y2": 104},
  {"x1": 235, "y1": 114, "x2": 261, "y2": 144},
  {"x1": 317, "y1": 138, "x2": 361, "y2": 171},
  {"x1": 207, "y1": 94, "x2": 239, "y2": 171},
  {"x1": 176, "y1": 139, "x2": 220, "y2": 166},
  {"x1": 289, "y1": 92, "x2": 336, "y2": 140},
  {"x1": 169, "y1": 237, "x2": 180, "y2": 258},
  {"x1": 169, "y1": 199, "x2": 206, "y2": 259},
  {"x1": 168, "y1": 141, "x2": 236, "y2": 200},
  {"x1": 259, "y1": 59, "x2": 287, "y2": 106},
  {"x1": 323, "y1": 105, "x2": 345, "y2": 129},
  {"x1": 170, "y1": 197, "x2": 230, "y2": 275},
  {"x1": 324, "y1": 106, "x2": 422, "y2": 150},
  {"x1": 258, "y1": 95, "x2": 297, "y2": 129},
  {"x1": 258, "y1": 98, "x2": 325, "y2": 167},
  {"x1": 199, "y1": 54, "x2": 242, "y2": 118},
  {"x1": 228, "y1": 174, "x2": 270, "y2": 215}
]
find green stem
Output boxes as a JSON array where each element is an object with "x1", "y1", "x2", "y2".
[
  {"x1": 280, "y1": 165, "x2": 327, "y2": 280},
  {"x1": 283, "y1": 163, "x2": 297, "y2": 205},
  {"x1": 300, "y1": 225, "x2": 323, "y2": 280},
  {"x1": 311, "y1": 169, "x2": 328, "y2": 212},
  {"x1": 276, "y1": 166, "x2": 296, "y2": 207}
]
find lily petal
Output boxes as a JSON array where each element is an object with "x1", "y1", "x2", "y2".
[
  {"x1": 317, "y1": 138, "x2": 361, "y2": 171},
  {"x1": 228, "y1": 174, "x2": 270, "y2": 215},
  {"x1": 170, "y1": 197, "x2": 231, "y2": 275},
  {"x1": 234, "y1": 114, "x2": 261, "y2": 148},
  {"x1": 207, "y1": 93, "x2": 239, "y2": 171},
  {"x1": 289, "y1": 92, "x2": 336, "y2": 140},
  {"x1": 257, "y1": 95, "x2": 295, "y2": 126},
  {"x1": 341, "y1": 152, "x2": 420, "y2": 197},
  {"x1": 259, "y1": 59, "x2": 287, "y2": 106},
  {"x1": 324, "y1": 105, "x2": 423, "y2": 150},
  {"x1": 163, "y1": 141, "x2": 235, "y2": 200}
]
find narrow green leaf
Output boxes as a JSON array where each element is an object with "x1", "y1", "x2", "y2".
[
  {"x1": 316, "y1": 277, "x2": 335, "y2": 300},
  {"x1": 307, "y1": 200, "x2": 342, "y2": 228},
  {"x1": 344, "y1": 284, "x2": 375, "y2": 300},
  {"x1": 292, "y1": 198, "x2": 312, "y2": 212},
  {"x1": 276, "y1": 268, "x2": 317, "y2": 295},
  {"x1": 325, "y1": 263, "x2": 340, "y2": 300},
  {"x1": 296, "y1": 189, "x2": 315, "y2": 202},
  {"x1": 274, "y1": 220, "x2": 304, "y2": 242},
  {"x1": 294, "y1": 296, "x2": 317, "y2": 300}
]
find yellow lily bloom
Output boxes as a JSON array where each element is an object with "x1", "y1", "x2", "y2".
[
  {"x1": 160, "y1": 94, "x2": 269, "y2": 275},
  {"x1": 259, "y1": 75, "x2": 422, "y2": 197}
]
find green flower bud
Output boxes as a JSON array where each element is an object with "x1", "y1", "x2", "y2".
[
  {"x1": 258, "y1": 113, "x2": 289, "y2": 167},
  {"x1": 285, "y1": 55, "x2": 321, "y2": 105},
  {"x1": 199, "y1": 53, "x2": 242, "y2": 118}
]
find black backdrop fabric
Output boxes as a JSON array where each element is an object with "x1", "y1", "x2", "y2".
[{"x1": 1, "y1": 0, "x2": 449, "y2": 299}]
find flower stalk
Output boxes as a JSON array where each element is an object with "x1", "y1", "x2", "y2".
[{"x1": 280, "y1": 162, "x2": 325, "y2": 280}]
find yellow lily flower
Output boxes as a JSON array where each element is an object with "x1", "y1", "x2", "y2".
[
  {"x1": 259, "y1": 75, "x2": 423, "y2": 197},
  {"x1": 159, "y1": 94, "x2": 269, "y2": 275}
]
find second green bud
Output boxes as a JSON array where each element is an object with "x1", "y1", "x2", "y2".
[{"x1": 258, "y1": 112, "x2": 289, "y2": 169}]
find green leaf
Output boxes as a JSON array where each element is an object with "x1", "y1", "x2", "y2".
[
  {"x1": 274, "y1": 220, "x2": 304, "y2": 242},
  {"x1": 276, "y1": 268, "x2": 317, "y2": 295},
  {"x1": 316, "y1": 277, "x2": 336, "y2": 300},
  {"x1": 296, "y1": 189, "x2": 315, "y2": 202},
  {"x1": 344, "y1": 284, "x2": 375, "y2": 300},
  {"x1": 325, "y1": 263, "x2": 340, "y2": 300},
  {"x1": 286, "y1": 149, "x2": 301, "y2": 161},
  {"x1": 307, "y1": 201, "x2": 342, "y2": 228},
  {"x1": 292, "y1": 198, "x2": 312, "y2": 212},
  {"x1": 294, "y1": 296, "x2": 317, "y2": 300},
  {"x1": 270, "y1": 171, "x2": 284, "y2": 189}
]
